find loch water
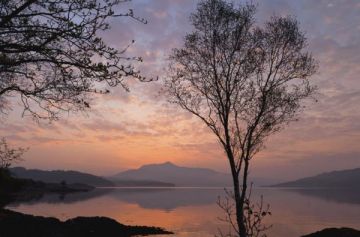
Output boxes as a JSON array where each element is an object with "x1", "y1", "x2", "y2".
[{"x1": 6, "y1": 187, "x2": 360, "y2": 237}]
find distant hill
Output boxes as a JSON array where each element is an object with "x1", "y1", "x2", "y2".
[
  {"x1": 270, "y1": 168, "x2": 360, "y2": 188},
  {"x1": 110, "y1": 179, "x2": 175, "y2": 187},
  {"x1": 10, "y1": 167, "x2": 114, "y2": 187},
  {"x1": 111, "y1": 162, "x2": 232, "y2": 187}
]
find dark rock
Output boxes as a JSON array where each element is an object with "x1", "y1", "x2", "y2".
[
  {"x1": 302, "y1": 227, "x2": 360, "y2": 237},
  {"x1": 0, "y1": 209, "x2": 173, "y2": 237}
]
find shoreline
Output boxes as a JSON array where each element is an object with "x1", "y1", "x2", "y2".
[{"x1": 0, "y1": 209, "x2": 173, "y2": 237}]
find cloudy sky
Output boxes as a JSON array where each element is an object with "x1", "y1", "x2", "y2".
[{"x1": 1, "y1": 0, "x2": 359, "y2": 181}]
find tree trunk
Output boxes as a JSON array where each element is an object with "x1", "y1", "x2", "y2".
[
  {"x1": 227, "y1": 148, "x2": 247, "y2": 237},
  {"x1": 240, "y1": 159, "x2": 250, "y2": 237},
  {"x1": 233, "y1": 173, "x2": 247, "y2": 237}
]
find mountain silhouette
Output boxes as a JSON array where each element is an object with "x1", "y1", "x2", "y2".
[
  {"x1": 10, "y1": 167, "x2": 114, "y2": 187},
  {"x1": 270, "y1": 167, "x2": 360, "y2": 188},
  {"x1": 109, "y1": 179, "x2": 175, "y2": 187},
  {"x1": 112, "y1": 162, "x2": 232, "y2": 187}
]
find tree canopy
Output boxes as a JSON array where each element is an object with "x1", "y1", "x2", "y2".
[
  {"x1": 0, "y1": 0, "x2": 147, "y2": 120},
  {"x1": 0, "y1": 138, "x2": 26, "y2": 169},
  {"x1": 165, "y1": 0, "x2": 317, "y2": 236}
]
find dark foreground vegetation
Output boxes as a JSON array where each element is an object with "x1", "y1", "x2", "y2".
[
  {"x1": 0, "y1": 209, "x2": 173, "y2": 237},
  {"x1": 303, "y1": 228, "x2": 360, "y2": 237}
]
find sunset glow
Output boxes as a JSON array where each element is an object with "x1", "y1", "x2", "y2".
[{"x1": 1, "y1": 0, "x2": 359, "y2": 181}]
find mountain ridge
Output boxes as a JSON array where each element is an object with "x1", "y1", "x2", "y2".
[
  {"x1": 10, "y1": 167, "x2": 114, "y2": 187},
  {"x1": 270, "y1": 167, "x2": 360, "y2": 188},
  {"x1": 112, "y1": 162, "x2": 281, "y2": 186},
  {"x1": 111, "y1": 162, "x2": 232, "y2": 187}
]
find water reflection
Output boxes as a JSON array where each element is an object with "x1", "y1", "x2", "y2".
[
  {"x1": 6, "y1": 187, "x2": 360, "y2": 237},
  {"x1": 284, "y1": 188, "x2": 360, "y2": 205},
  {"x1": 8, "y1": 188, "x2": 112, "y2": 207},
  {"x1": 8, "y1": 187, "x2": 360, "y2": 208},
  {"x1": 108, "y1": 188, "x2": 224, "y2": 210}
]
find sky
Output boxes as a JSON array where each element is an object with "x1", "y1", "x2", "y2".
[{"x1": 1, "y1": 0, "x2": 360, "y2": 181}]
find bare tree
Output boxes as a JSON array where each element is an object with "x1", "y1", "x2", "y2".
[
  {"x1": 0, "y1": 0, "x2": 148, "y2": 120},
  {"x1": 0, "y1": 138, "x2": 27, "y2": 169},
  {"x1": 164, "y1": 0, "x2": 317, "y2": 236}
]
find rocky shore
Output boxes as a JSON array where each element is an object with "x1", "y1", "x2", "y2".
[
  {"x1": 302, "y1": 227, "x2": 360, "y2": 237},
  {"x1": 0, "y1": 209, "x2": 173, "y2": 237}
]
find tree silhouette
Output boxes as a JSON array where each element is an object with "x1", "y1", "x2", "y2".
[
  {"x1": 0, "y1": 138, "x2": 27, "y2": 170},
  {"x1": 165, "y1": 0, "x2": 317, "y2": 236},
  {"x1": 0, "y1": 0, "x2": 148, "y2": 120}
]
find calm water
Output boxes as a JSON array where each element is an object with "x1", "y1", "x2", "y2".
[{"x1": 6, "y1": 187, "x2": 360, "y2": 237}]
